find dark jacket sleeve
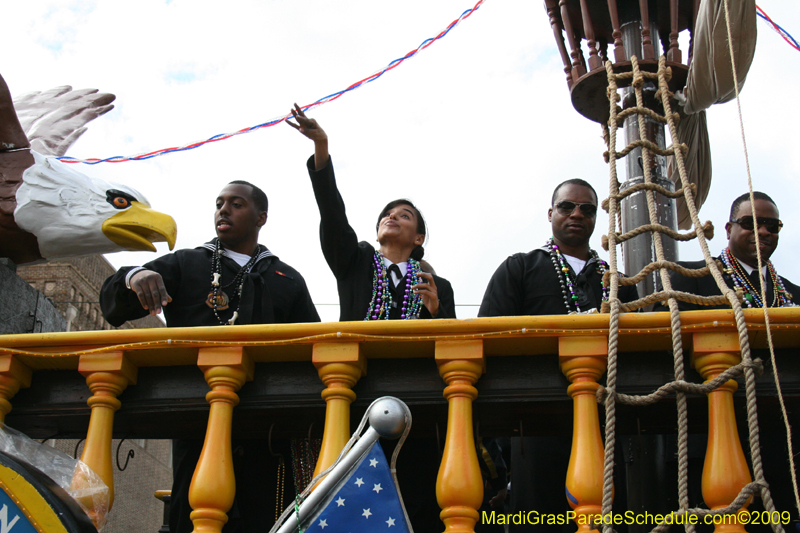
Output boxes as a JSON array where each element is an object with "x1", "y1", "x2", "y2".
[
  {"x1": 306, "y1": 156, "x2": 362, "y2": 280},
  {"x1": 478, "y1": 255, "x2": 523, "y2": 317},
  {"x1": 287, "y1": 269, "x2": 321, "y2": 323},
  {"x1": 100, "y1": 253, "x2": 184, "y2": 327}
]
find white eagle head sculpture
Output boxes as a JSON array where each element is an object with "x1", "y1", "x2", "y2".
[{"x1": 0, "y1": 73, "x2": 176, "y2": 264}]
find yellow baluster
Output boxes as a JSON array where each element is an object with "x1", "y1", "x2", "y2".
[
  {"x1": 559, "y1": 335, "x2": 608, "y2": 533},
  {"x1": 74, "y1": 351, "x2": 137, "y2": 524},
  {"x1": 312, "y1": 342, "x2": 366, "y2": 478},
  {"x1": 0, "y1": 355, "x2": 32, "y2": 423},
  {"x1": 435, "y1": 340, "x2": 485, "y2": 533},
  {"x1": 189, "y1": 346, "x2": 254, "y2": 533},
  {"x1": 693, "y1": 332, "x2": 751, "y2": 533}
]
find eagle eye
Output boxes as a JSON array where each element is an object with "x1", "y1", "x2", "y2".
[{"x1": 106, "y1": 190, "x2": 136, "y2": 210}]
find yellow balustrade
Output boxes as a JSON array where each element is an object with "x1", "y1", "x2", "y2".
[
  {"x1": 435, "y1": 340, "x2": 485, "y2": 533},
  {"x1": 559, "y1": 335, "x2": 608, "y2": 533},
  {"x1": 692, "y1": 332, "x2": 752, "y2": 533},
  {"x1": 0, "y1": 355, "x2": 32, "y2": 423},
  {"x1": 73, "y1": 351, "x2": 137, "y2": 524},
  {"x1": 189, "y1": 346, "x2": 254, "y2": 533},
  {"x1": 312, "y1": 342, "x2": 366, "y2": 478}
]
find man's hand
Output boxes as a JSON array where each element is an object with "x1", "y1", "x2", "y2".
[
  {"x1": 130, "y1": 269, "x2": 172, "y2": 316},
  {"x1": 412, "y1": 271, "x2": 439, "y2": 318},
  {"x1": 489, "y1": 487, "x2": 508, "y2": 508},
  {"x1": 287, "y1": 103, "x2": 329, "y2": 170}
]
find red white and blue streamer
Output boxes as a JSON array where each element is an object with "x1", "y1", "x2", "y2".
[
  {"x1": 756, "y1": 5, "x2": 799, "y2": 53},
  {"x1": 57, "y1": 0, "x2": 485, "y2": 165}
]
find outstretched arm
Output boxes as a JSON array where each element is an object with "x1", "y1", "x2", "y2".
[{"x1": 287, "y1": 103, "x2": 329, "y2": 171}]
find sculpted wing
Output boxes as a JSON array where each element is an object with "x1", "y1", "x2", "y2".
[{"x1": 12, "y1": 86, "x2": 115, "y2": 157}]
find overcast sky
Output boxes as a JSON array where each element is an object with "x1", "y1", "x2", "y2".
[{"x1": 3, "y1": 1, "x2": 799, "y2": 321}]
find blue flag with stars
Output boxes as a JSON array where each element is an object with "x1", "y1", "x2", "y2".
[{"x1": 302, "y1": 441, "x2": 411, "y2": 533}]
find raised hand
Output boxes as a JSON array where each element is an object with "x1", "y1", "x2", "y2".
[
  {"x1": 287, "y1": 103, "x2": 329, "y2": 170},
  {"x1": 287, "y1": 103, "x2": 327, "y2": 142}
]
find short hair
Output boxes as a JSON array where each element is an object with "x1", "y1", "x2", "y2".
[
  {"x1": 551, "y1": 179, "x2": 598, "y2": 206},
  {"x1": 228, "y1": 180, "x2": 268, "y2": 213},
  {"x1": 729, "y1": 191, "x2": 776, "y2": 220},
  {"x1": 375, "y1": 199, "x2": 427, "y2": 261}
]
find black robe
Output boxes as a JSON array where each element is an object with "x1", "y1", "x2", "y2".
[
  {"x1": 307, "y1": 155, "x2": 456, "y2": 321},
  {"x1": 100, "y1": 242, "x2": 320, "y2": 533},
  {"x1": 653, "y1": 258, "x2": 800, "y2": 312},
  {"x1": 478, "y1": 245, "x2": 639, "y2": 317}
]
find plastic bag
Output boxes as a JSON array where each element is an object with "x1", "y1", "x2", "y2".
[{"x1": 0, "y1": 423, "x2": 110, "y2": 530}]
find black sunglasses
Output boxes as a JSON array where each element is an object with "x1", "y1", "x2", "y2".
[
  {"x1": 730, "y1": 217, "x2": 783, "y2": 234},
  {"x1": 555, "y1": 201, "x2": 597, "y2": 217}
]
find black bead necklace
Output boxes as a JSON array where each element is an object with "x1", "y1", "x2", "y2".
[
  {"x1": 209, "y1": 238, "x2": 262, "y2": 325},
  {"x1": 547, "y1": 237, "x2": 608, "y2": 314}
]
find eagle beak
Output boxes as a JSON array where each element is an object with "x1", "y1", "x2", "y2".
[{"x1": 102, "y1": 201, "x2": 177, "y2": 252}]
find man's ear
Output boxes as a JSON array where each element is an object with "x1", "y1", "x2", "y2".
[
  {"x1": 257, "y1": 211, "x2": 268, "y2": 228},
  {"x1": 725, "y1": 221, "x2": 732, "y2": 239},
  {"x1": 548, "y1": 207, "x2": 553, "y2": 223}
]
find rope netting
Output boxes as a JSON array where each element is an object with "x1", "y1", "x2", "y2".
[{"x1": 599, "y1": 52, "x2": 790, "y2": 533}]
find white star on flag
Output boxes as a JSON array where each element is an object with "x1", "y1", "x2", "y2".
[{"x1": 299, "y1": 442, "x2": 411, "y2": 532}]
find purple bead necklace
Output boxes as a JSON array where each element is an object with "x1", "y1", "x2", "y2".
[{"x1": 365, "y1": 251, "x2": 423, "y2": 320}]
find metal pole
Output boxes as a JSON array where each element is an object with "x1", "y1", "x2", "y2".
[{"x1": 618, "y1": 21, "x2": 679, "y2": 304}]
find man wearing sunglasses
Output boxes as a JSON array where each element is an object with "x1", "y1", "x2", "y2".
[
  {"x1": 659, "y1": 191, "x2": 797, "y2": 311},
  {"x1": 477, "y1": 179, "x2": 639, "y2": 533},
  {"x1": 479, "y1": 179, "x2": 638, "y2": 317}
]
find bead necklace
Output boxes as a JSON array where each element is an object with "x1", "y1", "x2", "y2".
[
  {"x1": 547, "y1": 237, "x2": 608, "y2": 314},
  {"x1": 274, "y1": 455, "x2": 285, "y2": 522},
  {"x1": 364, "y1": 251, "x2": 424, "y2": 320},
  {"x1": 208, "y1": 238, "x2": 262, "y2": 325},
  {"x1": 720, "y1": 248, "x2": 794, "y2": 308},
  {"x1": 290, "y1": 438, "x2": 321, "y2": 494}
]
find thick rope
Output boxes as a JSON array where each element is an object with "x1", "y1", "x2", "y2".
[
  {"x1": 615, "y1": 287, "x2": 733, "y2": 314},
  {"x1": 601, "y1": 182, "x2": 696, "y2": 211},
  {"x1": 602, "y1": 222, "x2": 713, "y2": 248},
  {"x1": 601, "y1": 60, "x2": 623, "y2": 533},
  {"x1": 722, "y1": 0, "x2": 800, "y2": 516},
  {"x1": 628, "y1": 55, "x2": 695, "y2": 531},
  {"x1": 657, "y1": 53, "x2": 782, "y2": 531},
  {"x1": 605, "y1": 138, "x2": 685, "y2": 161},
  {"x1": 615, "y1": 105, "x2": 677, "y2": 124},
  {"x1": 597, "y1": 358, "x2": 764, "y2": 406},
  {"x1": 600, "y1": 52, "x2": 787, "y2": 533},
  {"x1": 606, "y1": 259, "x2": 719, "y2": 286}
]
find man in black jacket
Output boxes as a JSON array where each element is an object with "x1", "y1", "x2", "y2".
[
  {"x1": 101, "y1": 180, "x2": 319, "y2": 533},
  {"x1": 478, "y1": 179, "x2": 638, "y2": 533},
  {"x1": 658, "y1": 191, "x2": 797, "y2": 311},
  {"x1": 479, "y1": 179, "x2": 638, "y2": 316}
]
